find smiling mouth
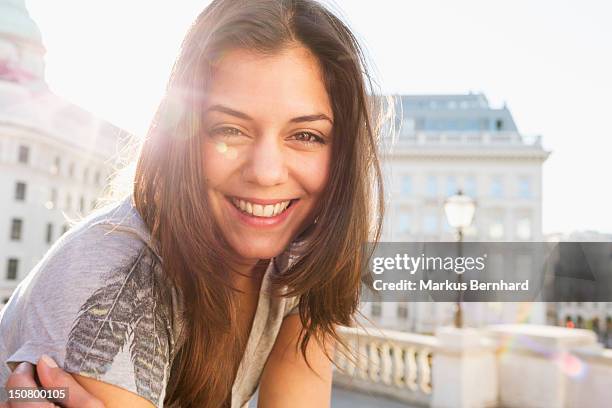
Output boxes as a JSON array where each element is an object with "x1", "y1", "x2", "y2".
[{"x1": 228, "y1": 197, "x2": 297, "y2": 218}]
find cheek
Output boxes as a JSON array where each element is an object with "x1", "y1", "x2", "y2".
[
  {"x1": 201, "y1": 141, "x2": 240, "y2": 187},
  {"x1": 292, "y1": 149, "x2": 331, "y2": 195}
]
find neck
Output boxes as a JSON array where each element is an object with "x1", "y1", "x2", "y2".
[{"x1": 229, "y1": 258, "x2": 269, "y2": 294}]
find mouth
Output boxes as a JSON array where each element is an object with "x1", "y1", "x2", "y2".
[{"x1": 227, "y1": 196, "x2": 298, "y2": 218}]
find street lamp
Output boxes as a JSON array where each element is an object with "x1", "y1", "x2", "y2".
[{"x1": 444, "y1": 189, "x2": 476, "y2": 328}]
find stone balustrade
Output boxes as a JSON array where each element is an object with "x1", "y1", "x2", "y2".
[
  {"x1": 393, "y1": 131, "x2": 542, "y2": 147},
  {"x1": 333, "y1": 326, "x2": 438, "y2": 407},
  {"x1": 333, "y1": 324, "x2": 612, "y2": 408}
]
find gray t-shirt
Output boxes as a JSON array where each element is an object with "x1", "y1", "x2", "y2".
[{"x1": 0, "y1": 195, "x2": 301, "y2": 408}]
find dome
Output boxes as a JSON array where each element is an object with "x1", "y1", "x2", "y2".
[
  {"x1": 0, "y1": 0, "x2": 43, "y2": 45},
  {"x1": 0, "y1": 0, "x2": 45, "y2": 82}
]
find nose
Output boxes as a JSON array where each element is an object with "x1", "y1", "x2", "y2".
[{"x1": 242, "y1": 134, "x2": 288, "y2": 186}]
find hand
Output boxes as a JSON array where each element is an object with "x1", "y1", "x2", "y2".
[{"x1": 1, "y1": 355, "x2": 105, "y2": 408}]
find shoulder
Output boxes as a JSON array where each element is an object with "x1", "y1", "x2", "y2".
[
  {"x1": 11, "y1": 195, "x2": 157, "y2": 301},
  {"x1": 0, "y1": 196, "x2": 181, "y2": 408},
  {"x1": 61, "y1": 193, "x2": 159, "y2": 260}
]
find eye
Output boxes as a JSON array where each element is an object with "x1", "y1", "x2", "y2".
[
  {"x1": 290, "y1": 131, "x2": 326, "y2": 145},
  {"x1": 210, "y1": 127, "x2": 245, "y2": 137}
]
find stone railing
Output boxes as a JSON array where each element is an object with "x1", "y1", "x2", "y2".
[
  {"x1": 334, "y1": 324, "x2": 612, "y2": 408},
  {"x1": 333, "y1": 326, "x2": 438, "y2": 407},
  {"x1": 392, "y1": 131, "x2": 542, "y2": 147}
]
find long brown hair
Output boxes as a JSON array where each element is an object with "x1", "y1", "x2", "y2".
[{"x1": 132, "y1": 0, "x2": 387, "y2": 406}]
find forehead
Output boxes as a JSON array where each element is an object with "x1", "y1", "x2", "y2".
[{"x1": 204, "y1": 46, "x2": 333, "y2": 120}]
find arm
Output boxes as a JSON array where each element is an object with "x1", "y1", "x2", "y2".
[
  {"x1": 3, "y1": 356, "x2": 154, "y2": 408},
  {"x1": 257, "y1": 315, "x2": 334, "y2": 407},
  {"x1": 71, "y1": 374, "x2": 155, "y2": 408},
  {"x1": 1, "y1": 224, "x2": 175, "y2": 408}
]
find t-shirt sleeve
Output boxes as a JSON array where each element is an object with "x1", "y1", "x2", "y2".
[
  {"x1": 2, "y1": 222, "x2": 180, "y2": 408},
  {"x1": 284, "y1": 296, "x2": 300, "y2": 316}
]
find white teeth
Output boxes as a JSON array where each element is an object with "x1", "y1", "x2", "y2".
[
  {"x1": 263, "y1": 205, "x2": 274, "y2": 217},
  {"x1": 230, "y1": 198, "x2": 292, "y2": 218}
]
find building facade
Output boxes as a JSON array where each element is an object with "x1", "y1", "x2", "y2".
[
  {"x1": 0, "y1": 0, "x2": 126, "y2": 304},
  {"x1": 362, "y1": 93, "x2": 551, "y2": 333}
]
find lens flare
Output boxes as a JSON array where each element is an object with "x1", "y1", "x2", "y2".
[
  {"x1": 215, "y1": 142, "x2": 238, "y2": 159},
  {"x1": 555, "y1": 351, "x2": 586, "y2": 378},
  {"x1": 215, "y1": 142, "x2": 228, "y2": 153}
]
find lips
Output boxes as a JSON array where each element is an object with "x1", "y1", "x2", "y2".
[
  {"x1": 223, "y1": 195, "x2": 299, "y2": 228},
  {"x1": 229, "y1": 197, "x2": 294, "y2": 217}
]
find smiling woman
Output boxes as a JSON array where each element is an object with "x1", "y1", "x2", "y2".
[
  {"x1": 200, "y1": 47, "x2": 333, "y2": 261},
  {"x1": 0, "y1": 0, "x2": 387, "y2": 407}
]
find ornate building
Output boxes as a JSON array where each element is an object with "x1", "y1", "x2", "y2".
[
  {"x1": 364, "y1": 93, "x2": 551, "y2": 333},
  {"x1": 0, "y1": 0, "x2": 126, "y2": 304}
]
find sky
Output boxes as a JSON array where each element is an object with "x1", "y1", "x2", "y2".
[{"x1": 26, "y1": 0, "x2": 612, "y2": 235}]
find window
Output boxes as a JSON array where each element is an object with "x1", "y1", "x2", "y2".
[
  {"x1": 52, "y1": 156, "x2": 60, "y2": 175},
  {"x1": 46, "y1": 223, "x2": 53, "y2": 244},
  {"x1": 7, "y1": 258, "x2": 18, "y2": 280},
  {"x1": 400, "y1": 175, "x2": 412, "y2": 196},
  {"x1": 62, "y1": 224, "x2": 69, "y2": 235},
  {"x1": 518, "y1": 177, "x2": 532, "y2": 198},
  {"x1": 79, "y1": 196, "x2": 85, "y2": 213},
  {"x1": 68, "y1": 163, "x2": 75, "y2": 178},
  {"x1": 495, "y1": 119, "x2": 503, "y2": 131},
  {"x1": 490, "y1": 176, "x2": 503, "y2": 198},
  {"x1": 65, "y1": 193, "x2": 72, "y2": 210},
  {"x1": 94, "y1": 171, "x2": 101, "y2": 186},
  {"x1": 15, "y1": 182, "x2": 26, "y2": 201},
  {"x1": 402, "y1": 118, "x2": 415, "y2": 134},
  {"x1": 426, "y1": 175, "x2": 437, "y2": 198},
  {"x1": 424, "y1": 214, "x2": 438, "y2": 234},
  {"x1": 398, "y1": 212, "x2": 412, "y2": 235},
  {"x1": 91, "y1": 199, "x2": 97, "y2": 211},
  {"x1": 516, "y1": 218, "x2": 531, "y2": 240},
  {"x1": 464, "y1": 176, "x2": 477, "y2": 197},
  {"x1": 371, "y1": 302, "x2": 382, "y2": 317},
  {"x1": 10, "y1": 218, "x2": 23, "y2": 241},
  {"x1": 18, "y1": 145, "x2": 29, "y2": 164},
  {"x1": 83, "y1": 168, "x2": 89, "y2": 183}
]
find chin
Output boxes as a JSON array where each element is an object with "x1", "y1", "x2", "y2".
[{"x1": 231, "y1": 240, "x2": 289, "y2": 261}]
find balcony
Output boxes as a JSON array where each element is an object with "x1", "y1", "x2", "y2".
[
  {"x1": 392, "y1": 131, "x2": 542, "y2": 147},
  {"x1": 381, "y1": 132, "x2": 550, "y2": 161}
]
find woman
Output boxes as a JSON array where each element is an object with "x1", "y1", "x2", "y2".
[{"x1": 0, "y1": 0, "x2": 386, "y2": 406}]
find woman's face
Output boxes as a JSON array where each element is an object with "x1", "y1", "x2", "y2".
[{"x1": 201, "y1": 45, "x2": 333, "y2": 263}]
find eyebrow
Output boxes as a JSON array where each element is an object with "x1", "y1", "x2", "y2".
[{"x1": 204, "y1": 104, "x2": 333, "y2": 125}]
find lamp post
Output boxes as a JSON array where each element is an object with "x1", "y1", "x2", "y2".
[{"x1": 444, "y1": 189, "x2": 476, "y2": 328}]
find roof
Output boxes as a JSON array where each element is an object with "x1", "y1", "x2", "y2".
[{"x1": 0, "y1": 80, "x2": 128, "y2": 158}]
